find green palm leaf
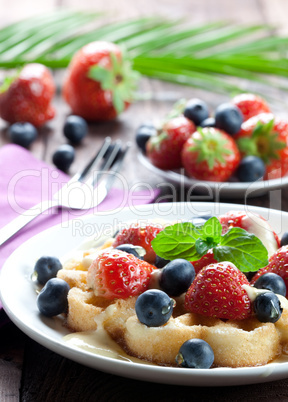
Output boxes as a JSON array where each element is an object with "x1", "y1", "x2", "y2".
[{"x1": 0, "y1": 10, "x2": 287, "y2": 96}]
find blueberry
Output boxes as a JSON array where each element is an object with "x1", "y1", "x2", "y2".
[
  {"x1": 215, "y1": 103, "x2": 243, "y2": 135},
  {"x1": 190, "y1": 215, "x2": 213, "y2": 226},
  {"x1": 253, "y1": 292, "x2": 282, "y2": 323},
  {"x1": 281, "y1": 232, "x2": 288, "y2": 247},
  {"x1": 52, "y1": 144, "x2": 75, "y2": 172},
  {"x1": 253, "y1": 273, "x2": 286, "y2": 297},
  {"x1": 8, "y1": 122, "x2": 37, "y2": 148},
  {"x1": 135, "y1": 289, "x2": 174, "y2": 327},
  {"x1": 184, "y1": 98, "x2": 209, "y2": 126},
  {"x1": 159, "y1": 259, "x2": 195, "y2": 297},
  {"x1": 136, "y1": 124, "x2": 157, "y2": 153},
  {"x1": 199, "y1": 117, "x2": 215, "y2": 128},
  {"x1": 155, "y1": 255, "x2": 170, "y2": 268},
  {"x1": 34, "y1": 256, "x2": 62, "y2": 285},
  {"x1": 236, "y1": 156, "x2": 266, "y2": 182},
  {"x1": 115, "y1": 244, "x2": 144, "y2": 259},
  {"x1": 37, "y1": 278, "x2": 70, "y2": 317},
  {"x1": 63, "y1": 115, "x2": 88, "y2": 145},
  {"x1": 176, "y1": 339, "x2": 214, "y2": 369}
]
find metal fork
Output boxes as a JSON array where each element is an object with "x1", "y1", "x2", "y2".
[{"x1": 0, "y1": 137, "x2": 131, "y2": 246}]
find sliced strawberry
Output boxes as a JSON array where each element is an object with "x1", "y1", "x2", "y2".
[
  {"x1": 113, "y1": 223, "x2": 163, "y2": 263},
  {"x1": 185, "y1": 262, "x2": 252, "y2": 320},
  {"x1": 87, "y1": 249, "x2": 154, "y2": 300},
  {"x1": 219, "y1": 210, "x2": 280, "y2": 257},
  {"x1": 181, "y1": 127, "x2": 240, "y2": 182},
  {"x1": 146, "y1": 115, "x2": 195, "y2": 170},
  {"x1": 250, "y1": 246, "x2": 288, "y2": 297},
  {"x1": 232, "y1": 93, "x2": 270, "y2": 122},
  {"x1": 0, "y1": 63, "x2": 55, "y2": 127},
  {"x1": 235, "y1": 113, "x2": 288, "y2": 179},
  {"x1": 62, "y1": 41, "x2": 139, "y2": 121}
]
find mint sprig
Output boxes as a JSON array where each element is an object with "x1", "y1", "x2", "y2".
[{"x1": 151, "y1": 218, "x2": 268, "y2": 272}]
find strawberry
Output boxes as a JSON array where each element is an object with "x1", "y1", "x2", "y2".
[
  {"x1": 250, "y1": 246, "x2": 288, "y2": 297},
  {"x1": 87, "y1": 249, "x2": 154, "y2": 300},
  {"x1": 235, "y1": 113, "x2": 288, "y2": 179},
  {"x1": 192, "y1": 250, "x2": 217, "y2": 274},
  {"x1": 219, "y1": 210, "x2": 280, "y2": 257},
  {"x1": 181, "y1": 127, "x2": 240, "y2": 182},
  {"x1": 185, "y1": 262, "x2": 252, "y2": 320},
  {"x1": 146, "y1": 115, "x2": 195, "y2": 170},
  {"x1": 232, "y1": 93, "x2": 270, "y2": 122},
  {"x1": 0, "y1": 63, "x2": 55, "y2": 127},
  {"x1": 62, "y1": 41, "x2": 139, "y2": 121},
  {"x1": 113, "y1": 223, "x2": 163, "y2": 263}
]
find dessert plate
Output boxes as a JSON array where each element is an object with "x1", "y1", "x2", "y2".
[
  {"x1": 138, "y1": 152, "x2": 288, "y2": 199},
  {"x1": 1, "y1": 202, "x2": 288, "y2": 387}
]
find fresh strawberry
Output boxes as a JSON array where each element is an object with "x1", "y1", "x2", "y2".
[
  {"x1": 185, "y1": 262, "x2": 252, "y2": 320},
  {"x1": 235, "y1": 113, "x2": 288, "y2": 179},
  {"x1": 146, "y1": 115, "x2": 195, "y2": 170},
  {"x1": 250, "y1": 246, "x2": 288, "y2": 297},
  {"x1": 219, "y1": 210, "x2": 280, "y2": 257},
  {"x1": 87, "y1": 249, "x2": 154, "y2": 300},
  {"x1": 232, "y1": 93, "x2": 270, "y2": 122},
  {"x1": 181, "y1": 127, "x2": 240, "y2": 182},
  {"x1": 192, "y1": 250, "x2": 217, "y2": 274},
  {"x1": 0, "y1": 63, "x2": 55, "y2": 127},
  {"x1": 62, "y1": 41, "x2": 139, "y2": 121},
  {"x1": 113, "y1": 223, "x2": 163, "y2": 263}
]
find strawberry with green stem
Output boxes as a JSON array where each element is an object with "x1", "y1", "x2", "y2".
[
  {"x1": 181, "y1": 127, "x2": 240, "y2": 182},
  {"x1": 235, "y1": 113, "x2": 288, "y2": 179},
  {"x1": 63, "y1": 41, "x2": 139, "y2": 121}
]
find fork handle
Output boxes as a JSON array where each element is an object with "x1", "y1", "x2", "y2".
[{"x1": 0, "y1": 200, "x2": 58, "y2": 247}]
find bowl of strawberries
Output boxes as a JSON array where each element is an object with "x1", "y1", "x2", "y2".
[{"x1": 137, "y1": 94, "x2": 288, "y2": 198}]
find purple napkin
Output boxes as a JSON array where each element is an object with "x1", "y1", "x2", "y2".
[{"x1": 0, "y1": 144, "x2": 159, "y2": 317}]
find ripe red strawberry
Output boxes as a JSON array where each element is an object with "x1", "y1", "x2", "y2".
[
  {"x1": 146, "y1": 115, "x2": 195, "y2": 170},
  {"x1": 185, "y1": 262, "x2": 252, "y2": 320},
  {"x1": 0, "y1": 63, "x2": 55, "y2": 127},
  {"x1": 250, "y1": 246, "x2": 288, "y2": 297},
  {"x1": 62, "y1": 41, "x2": 139, "y2": 121},
  {"x1": 87, "y1": 249, "x2": 154, "y2": 300},
  {"x1": 232, "y1": 93, "x2": 270, "y2": 122},
  {"x1": 181, "y1": 127, "x2": 240, "y2": 182},
  {"x1": 219, "y1": 210, "x2": 280, "y2": 257},
  {"x1": 235, "y1": 113, "x2": 288, "y2": 179},
  {"x1": 113, "y1": 223, "x2": 163, "y2": 263},
  {"x1": 192, "y1": 250, "x2": 217, "y2": 274}
]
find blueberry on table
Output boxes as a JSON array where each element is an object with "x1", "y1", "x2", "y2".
[
  {"x1": 253, "y1": 273, "x2": 286, "y2": 297},
  {"x1": 8, "y1": 122, "x2": 37, "y2": 148},
  {"x1": 63, "y1": 115, "x2": 88, "y2": 145},
  {"x1": 253, "y1": 292, "x2": 282, "y2": 323},
  {"x1": 155, "y1": 255, "x2": 170, "y2": 268},
  {"x1": 136, "y1": 124, "x2": 157, "y2": 153},
  {"x1": 37, "y1": 278, "x2": 70, "y2": 317},
  {"x1": 115, "y1": 244, "x2": 144, "y2": 259},
  {"x1": 176, "y1": 339, "x2": 214, "y2": 369},
  {"x1": 280, "y1": 232, "x2": 288, "y2": 247},
  {"x1": 159, "y1": 259, "x2": 195, "y2": 297},
  {"x1": 214, "y1": 103, "x2": 243, "y2": 135},
  {"x1": 34, "y1": 256, "x2": 62, "y2": 285},
  {"x1": 52, "y1": 144, "x2": 75, "y2": 172},
  {"x1": 183, "y1": 98, "x2": 209, "y2": 126},
  {"x1": 199, "y1": 117, "x2": 215, "y2": 128},
  {"x1": 135, "y1": 289, "x2": 174, "y2": 327},
  {"x1": 236, "y1": 156, "x2": 266, "y2": 182}
]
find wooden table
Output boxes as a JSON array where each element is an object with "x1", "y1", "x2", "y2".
[{"x1": 1, "y1": 1, "x2": 288, "y2": 400}]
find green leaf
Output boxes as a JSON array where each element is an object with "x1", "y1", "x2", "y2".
[{"x1": 214, "y1": 227, "x2": 268, "y2": 272}]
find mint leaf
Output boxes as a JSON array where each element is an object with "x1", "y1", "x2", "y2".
[
  {"x1": 202, "y1": 217, "x2": 222, "y2": 243},
  {"x1": 151, "y1": 222, "x2": 203, "y2": 261},
  {"x1": 213, "y1": 227, "x2": 268, "y2": 272},
  {"x1": 195, "y1": 238, "x2": 211, "y2": 255}
]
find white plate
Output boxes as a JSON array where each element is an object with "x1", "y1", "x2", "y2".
[
  {"x1": 138, "y1": 152, "x2": 288, "y2": 199},
  {"x1": 1, "y1": 202, "x2": 288, "y2": 387}
]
